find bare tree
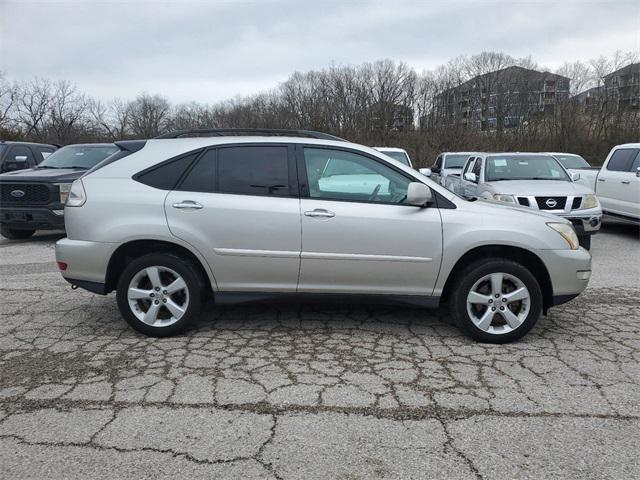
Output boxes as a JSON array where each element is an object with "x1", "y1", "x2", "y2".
[
  {"x1": 16, "y1": 78, "x2": 54, "y2": 140},
  {"x1": 127, "y1": 93, "x2": 170, "y2": 137}
]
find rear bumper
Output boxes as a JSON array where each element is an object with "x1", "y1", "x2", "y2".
[
  {"x1": 539, "y1": 248, "x2": 592, "y2": 298},
  {"x1": 0, "y1": 206, "x2": 65, "y2": 230},
  {"x1": 55, "y1": 237, "x2": 114, "y2": 287}
]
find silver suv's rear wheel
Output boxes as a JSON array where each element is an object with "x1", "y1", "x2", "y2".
[
  {"x1": 116, "y1": 253, "x2": 204, "y2": 336},
  {"x1": 451, "y1": 259, "x2": 542, "y2": 343}
]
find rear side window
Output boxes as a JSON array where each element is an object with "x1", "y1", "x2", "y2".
[
  {"x1": 218, "y1": 146, "x2": 290, "y2": 196},
  {"x1": 607, "y1": 148, "x2": 639, "y2": 172},
  {"x1": 179, "y1": 150, "x2": 216, "y2": 193},
  {"x1": 136, "y1": 152, "x2": 200, "y2": 190}
]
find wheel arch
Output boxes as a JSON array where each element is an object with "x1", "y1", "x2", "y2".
[
  {"x1": 105, "y1": 239, "x2": 216, "y2": 295},
  {"x1": 440, "y1": 245, "x2": 553, "y2": 312}
]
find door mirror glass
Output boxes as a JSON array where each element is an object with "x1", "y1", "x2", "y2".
[
  {"x1": 406, "y1": 182, "x2": 432, "y2": 206},
  {"x1": 570, "y1": 171, "x2": 581, "y2": 182},
  {"x1": 419, "y1": 168, "x2": 432, "y2": 177},
  {"x1": 464, "y1": 172, "x2": 477, "y2": 182}
]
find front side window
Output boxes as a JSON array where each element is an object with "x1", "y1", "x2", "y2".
[
  {"x1": 3, "y1": 145, "x2": 35, "y2": 172},
  {"x1": 485, "y1": 154, "x2": 569, "y2": 181},
  {"x1": 554, "y1": 154, "x2": 590, "y2": 170},
  {"x1": 304, "y1": 148, "x2": 411, "y2": 204},
  {"x1": 607, "y1": 148, "x2": 639, "y2": 172},
  {"x1": 218, "y1": 146, "x2": 290, "y2": 196},
  {"x1": 472, "y1": 158, "x2": 482, "y2": 179},
  {"x1": 463, "y1": 158, "x2": 476, "y2": 176}
]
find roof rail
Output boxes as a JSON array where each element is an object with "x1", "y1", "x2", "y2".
[{"x1": 154, "y1": 128, "x2": 346, "y2": 142}]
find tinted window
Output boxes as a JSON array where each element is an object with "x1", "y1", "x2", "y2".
[
  {"x1": 631, "y1": 151, "x2": 640, "y2": 172},
  {"x1": 180, "y1": 150, "x2": 216, "y2": 193},
  {"x1": 218, "y1": 146, "x2": 290, "y2": 196},
  {"x1": 136, "y1": 153, "x2": 199, "y2": 190},
  {"x1": 485, "y1": 154, "x2": 569, "y2": 181},
  {"x1": 304, "y1": 148, "x2": 411, "y2": 204},
  {"x1": 3, "y1": 145, "x2": 35, "y2": 172},
  {"x1": 607, "y1": 148, "x2": 639, "y2": 172}
]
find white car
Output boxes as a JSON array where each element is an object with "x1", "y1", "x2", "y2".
[
  {"x1": 551, "y1": 145, "x2": 639, "y2": 225},
  {"x1": 422, "y1": 152, "x2": 480, "y2": 186},
  {"x1": 373, "y1": 147, "x2": 412, "y2": 167}
]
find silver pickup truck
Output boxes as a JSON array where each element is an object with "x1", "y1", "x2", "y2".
[
  {"x1": 441, "y1": 152, "x2": 602, "y2": 249},
  {"x1": 548, "y1": 145, "x2": 639, "y2": 225}
]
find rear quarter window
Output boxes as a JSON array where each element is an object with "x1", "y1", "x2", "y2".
[{"x1": 135, "y1": 151, "x2": 201, "y2": 190}]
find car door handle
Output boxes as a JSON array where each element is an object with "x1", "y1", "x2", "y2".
[
  {"x1": 621, "y1": 180, "x2": 631, "y2": 184},
  {"x1": 598, "y1": 178, "x2": 606, "y2": 182},
  {"x1": 304, "y1": 209, "x2": 335, "y2": 218},
  {"x1": 172, "y1": 201, "x2": 203, "y2": 210}
]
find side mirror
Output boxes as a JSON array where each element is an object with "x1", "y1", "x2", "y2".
[
  {"x1": 406, "y1": 182, "x2": 432, "y2": 206},
  {"x1": 570, "y1": 171, "x2": 581, "y2": 182},
  {"x1": 2, "y1": 158, "x2": 29, "y2": 172},
  {"x1": 419, "y1": 168, "x2": 432, "y2": 177},
  {"x1": 464, "y1": 172, "x2": 477, "y2": 182}
]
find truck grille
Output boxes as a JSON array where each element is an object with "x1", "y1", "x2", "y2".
[
  {"x1": 0, "y1": 183, "x2": 52, "y2": 205},
  {"x1": 535, "y1": 196, "x2": 566, "y2": 210}
]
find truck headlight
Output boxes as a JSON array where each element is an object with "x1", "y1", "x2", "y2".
[
  {"x1": 493, "y1": 194, "x2": 516, "y2": 203},
  {"x1": 54, "y1": 183, "x2": 72, "y2": 204},
  {"x1": 581, "y1": 194, "x2": 599, "y2": 209},
  {"x1": 66, "y1": 179, "x2": 86, "y2": 207},
  {"x1": 547, "y1": 222, "x2": 579, "y2": 250}
]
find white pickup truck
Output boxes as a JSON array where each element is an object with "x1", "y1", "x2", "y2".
[
  {"x1": 549, "y1": 145, "x2": 639, "y2": 225},
  {"x1": 440, "y1": 152, "x2": 602, "y2": 249},
  {"x1": 423, "y1": 152, "x2": 479, "y2": 186}
]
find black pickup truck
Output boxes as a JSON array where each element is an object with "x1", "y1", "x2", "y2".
[{"x1": 0, "y1": 143, "x2": 118, "y2": 239}]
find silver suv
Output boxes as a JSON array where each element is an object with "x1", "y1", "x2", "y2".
[{"x1": 55, "y1": 129, "x2": 592, "y2": 343}]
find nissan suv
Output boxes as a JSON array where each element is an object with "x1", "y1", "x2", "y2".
[{"x1": 55, "y1": 129, "x2": 592, "y2": 343}]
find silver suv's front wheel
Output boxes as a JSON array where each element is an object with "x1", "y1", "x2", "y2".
[
  {"x1": 450, "y1": 259, "x2": 543, "y2": 343},
  {"x1": 116, "y1": 253, "x2": 204, "y2": 336}
]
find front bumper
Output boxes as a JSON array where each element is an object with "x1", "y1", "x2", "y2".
[
  {"x1": 557, "y1": 212, "x2": 602, "y2": 236},
  {"x1": 0, "y1": 206, "x2": 65, "y2": 230},
  {"x1": 55, "y1": 237, "x2": 114, "y2": 288},
  {"x1": 539, "y1": 247, "x2": 592, "y2": 301}
]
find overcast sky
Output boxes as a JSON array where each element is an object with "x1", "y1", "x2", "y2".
[{"x1": 1, "y1": 0, "x2": 638, "y2": 104}]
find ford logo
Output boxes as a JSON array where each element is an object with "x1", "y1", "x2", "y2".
[
  {"x1": 545, "y1": 198, "x2": 557, "y2": 208},
  {"x1": 10, "y1": 189, "x2": 25, "y2": 198}
]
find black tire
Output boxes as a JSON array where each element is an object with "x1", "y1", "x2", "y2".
[
  {"x1": 116, "y1": 252, "x2": 205, "y2": 337},
  {"x1": 449, "y1": 258, "x2": 543, "y2": 344},
  {"x1": 578, "y1": 235, "x2": 591, "y2": 250},
  {"x1": 1, "y1": 226, "x2": 35, "y2": 240}
]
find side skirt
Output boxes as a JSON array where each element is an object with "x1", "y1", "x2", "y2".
[{"x1": 213, "y1": 292, "x2": 440, "y2": 309}]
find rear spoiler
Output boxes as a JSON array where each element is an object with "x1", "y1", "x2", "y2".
[
  {"x1": 83, "y1": 140, "x2": 147, "y2": 176},
  {"x1": 115, "y1": 140, "x2": 146, "y2": 153}
]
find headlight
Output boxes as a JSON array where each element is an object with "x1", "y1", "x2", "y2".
[
  {"x1": 493, "y1": 193, "x2": 516, "y2": 203},
  {"x1": 581, "y1": 194, "x2": 599, "y2": 209},
  {"x1": 547, "y1": 222, "x2": 579, "y2": 250},
  {"x1": 66, "y1": 179, "x2": 86, "y2": 207},
  {"x1": 54, "y1": 183, "x2": 72, "y2": 204}
]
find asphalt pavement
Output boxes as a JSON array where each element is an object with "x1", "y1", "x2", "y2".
[{"x1": 0, "y1": 220, "x2": 638, "y2": 479}]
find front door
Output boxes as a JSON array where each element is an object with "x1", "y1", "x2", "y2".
[
  {"x1": 297, "y1": 146, "x2": 442, "y2": 295},
  {"x1": 165, "y1": 144, "x2": 301, "y2": 292}
]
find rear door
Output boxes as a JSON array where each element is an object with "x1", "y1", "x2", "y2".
[
  {"x1": 297, "y1": 146, "x2": 442, "y2": 295},
  {"x1": 597, "y1": 147, "x2": 640, "y2": 218},
  {"x1": 164, "y1": 144, "x2": 302, "y2": 292}
]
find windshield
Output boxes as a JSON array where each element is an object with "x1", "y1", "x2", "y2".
[
  {"x1": 382, "y1": 151, "x2": 410, "y2": 166},
  {"x1": 444, "y1": 154, "x2": 469, "y2": 169},
  {"x1": 485, "y1": 154, "x2": 570, "y2": 182},
  {"x1": 38, "y1": 145, "x2": 118, "y2": 169},
  {"x1": 553, "y1": 154, "x2": 591, "y2": 170}
]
